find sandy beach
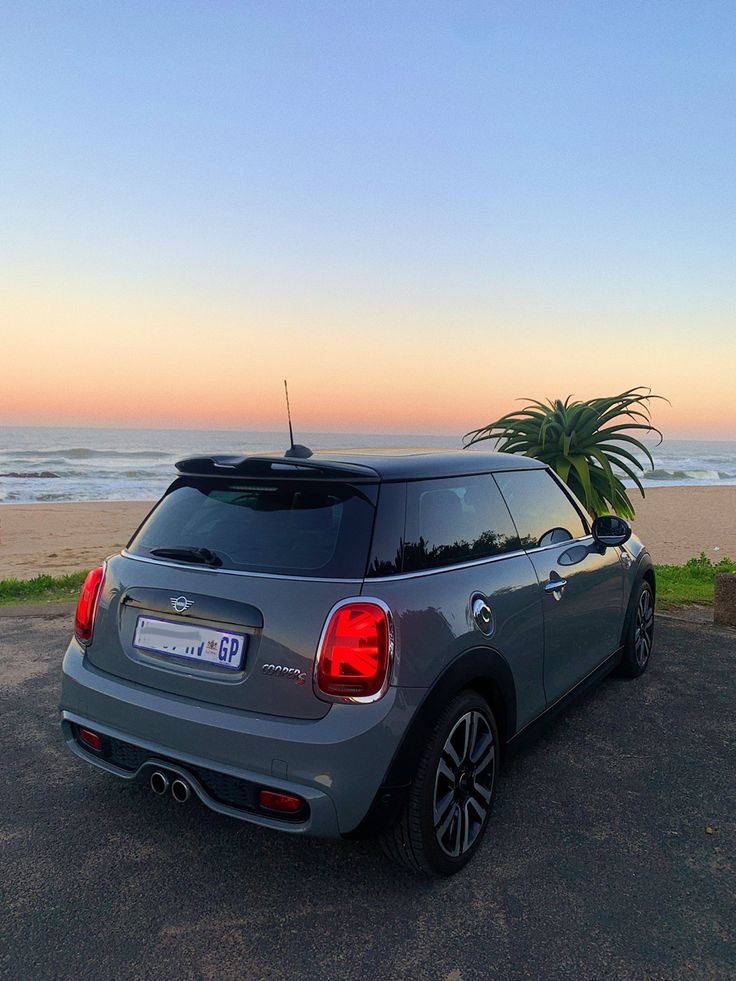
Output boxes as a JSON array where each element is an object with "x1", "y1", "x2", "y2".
[
  {"x1": 0, "y1": 501, "x2": 152, "y2": 580},
  {"x1": 2, "y1": 485, "x2": 735, "y2": 580}
]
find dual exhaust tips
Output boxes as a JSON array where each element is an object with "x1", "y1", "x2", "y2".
[{"x1": 150, "y1": 770, "x2": 190, "y2": 803}]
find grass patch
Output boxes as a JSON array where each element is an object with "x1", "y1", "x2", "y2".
[
  {"x1": 654, "y1": 553, "x2": 736, "y2": 608},
  {"x1": 0, "y1": 571, "x2": 89, "y2": 607}
]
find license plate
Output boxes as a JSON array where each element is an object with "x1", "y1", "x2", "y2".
[{"x1": 133, "y1": 615, "x2": 246, "y2": 671}]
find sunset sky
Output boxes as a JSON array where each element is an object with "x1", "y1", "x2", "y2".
[{"x1": 2, "y1": 2, "x2": 734, "y2": 438}]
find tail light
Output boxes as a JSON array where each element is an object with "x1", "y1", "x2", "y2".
[
  {"x1": 74, "y1": 565, "x2": 105, "y2": 643},
  {"x1": 316, "y1": 601, "x2": 393, "y2": 700}
]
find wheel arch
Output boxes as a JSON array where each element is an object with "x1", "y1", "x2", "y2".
[
  {"x1": 344, "y1": 646, "x2": 516, "y2": 838},
  {"x1": 642, "y1": 565, "x2": 656, "y2": 599},
  {"x1": 621, "y1": 552, "x2": 656, "y2": 646},
  {"x1": 396, "y1": 646, "x2": 517, "y2": 766}
]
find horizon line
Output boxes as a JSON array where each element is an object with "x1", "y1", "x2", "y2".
[{"x1": 0, "y1": 422, "x2": 734, "y2": 443}]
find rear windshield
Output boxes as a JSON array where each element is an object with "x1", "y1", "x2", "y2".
[{"x1": 128, "y1": 478, "x2": 378, "y2": 579}]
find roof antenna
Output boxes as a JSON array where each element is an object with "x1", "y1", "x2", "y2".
[{"x1": 283, "y1": 380, "x2": 313, "y2": 458}]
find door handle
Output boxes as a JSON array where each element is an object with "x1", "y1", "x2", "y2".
[{"x1": 544, "y1": 577, "x2": 568, "y2": 597}]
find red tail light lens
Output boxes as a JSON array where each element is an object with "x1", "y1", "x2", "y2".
[
  {"x1": 316, "y1": 602, "x2": 392, "y2": 699},
  {"x1": 74, "y1": 566, "x2": 105, "y2": 643},
  {"x1": 258, "y1": 789, "x2": 304, "y2": 813}
]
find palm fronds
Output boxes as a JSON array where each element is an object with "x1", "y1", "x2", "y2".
[{"x1": 464, "y1": 388, "x2": 668, "y2": 519}]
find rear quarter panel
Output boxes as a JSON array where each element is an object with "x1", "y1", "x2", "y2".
[{"x1": 366, "y1": 552, "x2": 545, "y2": 732}]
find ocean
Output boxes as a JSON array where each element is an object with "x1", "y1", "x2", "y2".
[{"x1": 1, "y1": 426, "x2": 735, "y2": 505}]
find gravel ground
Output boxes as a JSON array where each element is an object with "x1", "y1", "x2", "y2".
[{"x1": 1, "y1": 615, "x2": 734, "y2": 980}]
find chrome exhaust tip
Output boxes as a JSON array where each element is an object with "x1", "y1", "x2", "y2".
[
  {"x1": 171, "y1": 778, "x2": 191, "y2": 803},
  {"x1": 150, "y1": 771, "x2": 169, "y2": 796}
]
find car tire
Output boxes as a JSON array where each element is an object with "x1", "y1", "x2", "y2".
[
  {"x1": 380, "y1": 690, "x2": 499, "y2": 876},
  {"x1": 619, "y1": 580, "x2": 655, "y2": 678}
]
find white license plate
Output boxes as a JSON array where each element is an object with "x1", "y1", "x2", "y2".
[{"x1": 133, "y1": 616, "x2": 246, "y2": 670}]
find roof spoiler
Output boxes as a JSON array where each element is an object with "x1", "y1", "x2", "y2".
[{"x1": 174, "y1": 455, "x2": 380, "y2": 481}]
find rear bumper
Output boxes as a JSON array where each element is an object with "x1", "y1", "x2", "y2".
[{"x1": 60, "y1": 640, "x2": 423, "y2": 836}]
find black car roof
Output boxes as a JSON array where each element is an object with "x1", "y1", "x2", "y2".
[{"x1": 175, "y1": 450, "x2": 547, "y2": 482}]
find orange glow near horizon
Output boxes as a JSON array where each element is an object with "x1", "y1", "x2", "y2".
[
  {"x1": 2, "y1": 279, "x2": 734, "y2": 440},
  {"x1": 3, "y1": 3, "x2": 736, "y2": 445}
]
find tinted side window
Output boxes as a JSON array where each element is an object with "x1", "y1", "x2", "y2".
[
  {"x1": 366, "y1": 482, "x2": 406, "y2": 578},
  {"x1": 494, "y1": 470, "x2": 587, "y2": 549},
  {"x1": 403, "y1": 475, "x2": 520, "y2": 573}
]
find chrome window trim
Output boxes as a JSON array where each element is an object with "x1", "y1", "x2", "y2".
[
  {"x1": 525, "y1": 534, "x2": 594, "y2": 555},
  {"x1": 365, "y1": 535, "x2": 595, "y2": 582},
  {"x1": 121, "y1": 550, "x2": 364, "y2": 585},
  {"x1": 367, "y1": 548, "x2": 528, "y2": 582},
  {"x1": 313, "y1": 597, "x2": 396, "y2": 705}
]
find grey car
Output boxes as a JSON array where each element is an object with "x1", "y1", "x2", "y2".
[{"x1": 60, "y1": 450, "x2": 655, "y2": 875}]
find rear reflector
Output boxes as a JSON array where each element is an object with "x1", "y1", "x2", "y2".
[
  {"x1": 74, "y1": 565, "x2": 105, "y2": 643},
  {"x1": 258, "y1": 789, "x2": 304, "y2": 813},
  {"x1": 316, "y1": 601, "x2": 392, "y2": 699},
  {"x1": 78, "y1": 727, "x2": 102, "y2": 752}
]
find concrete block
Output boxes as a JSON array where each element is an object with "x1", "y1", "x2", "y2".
[{"x1": 714, "y1": 573, "x2": 736, "y2": 628}]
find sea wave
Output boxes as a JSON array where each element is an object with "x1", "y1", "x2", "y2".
[
  {"x1": 643, "y1": 468, "x2": 732, "y2": 481},
  {"x1": 0, "y1": 448, "x2": 171, "y2": 460},
  {"x1": 2, "y1": 429, "x2": 735, "y2": 503},
  {"x1": 1, "y1": 469, "x2": 164, "y2": 480},
  {"x1": 0, "y1": 471, "x2": 60, "y2": 479}
]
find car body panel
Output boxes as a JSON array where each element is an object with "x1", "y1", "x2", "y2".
[
  {"x1": 366, "y1": 551, "x2": 545, "y2": 730},
  {"x1": 524, "y1": 537, "x2": 627, "y2": 701}
]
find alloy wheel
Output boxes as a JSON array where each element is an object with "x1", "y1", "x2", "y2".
[
  {"x1": 634, "y1": 588, "x2": 654, "y2": 667},
  {"x1": 433, "y1": 710, "x2": 495, "y2": 858}
]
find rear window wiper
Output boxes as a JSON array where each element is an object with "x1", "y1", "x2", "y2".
[{"x1": 149, "y1": 546, "x2": 223, "y2": 567}]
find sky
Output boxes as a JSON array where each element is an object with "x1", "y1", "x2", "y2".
[{"x1": 1, "y1": 1, "x2": 734, "y2": 438}]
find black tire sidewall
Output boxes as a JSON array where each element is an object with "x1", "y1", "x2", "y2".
[
  {"x1": 622, "y1": 580, "x2": 655, "y2": 677},
  {"x1": 411, "y1": 691, "x2": 499, "y2": 875}
]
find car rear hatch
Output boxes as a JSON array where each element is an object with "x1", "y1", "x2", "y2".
[{"x1": 84, "y1": 457, "x2": 380, "y2": 721}]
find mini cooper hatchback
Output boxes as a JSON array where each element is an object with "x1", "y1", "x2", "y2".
[{"x1": 60, "y1": 450, "x2": 655, "y2": 874}]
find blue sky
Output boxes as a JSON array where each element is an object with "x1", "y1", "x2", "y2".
[{"x1": 2, "y1": 1, "x2": 734, "y2": 435}]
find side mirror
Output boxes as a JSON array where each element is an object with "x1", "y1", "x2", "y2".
[{"x1": 592, "y1": 514, "x2": 632, "y2": 549}]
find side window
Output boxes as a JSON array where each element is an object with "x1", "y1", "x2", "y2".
[
  {"x1": 403, "y1": 475, "x2": 521, "y2": 573},
  {"x1": 493, "y1": 470, "x2": 587, "y2": 549},
  {"x1": 366, "y1": 482, "x2": 406, "y2": 578}
]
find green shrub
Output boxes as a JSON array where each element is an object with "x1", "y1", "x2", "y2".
[
  {"x1": 655, "y1": 553, "x2": 736, "y2": 607},
  {"x1": 0, "y1": 571, "x2": 88, "y2": 606}
]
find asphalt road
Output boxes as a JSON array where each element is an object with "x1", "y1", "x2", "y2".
[{"x1": 1, "y1": 615, "x2": 734, "y2": 980}]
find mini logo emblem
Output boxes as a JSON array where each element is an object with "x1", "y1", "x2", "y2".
[{"x1": 170, "y1": 595, "x2": 194, "y2": 613}]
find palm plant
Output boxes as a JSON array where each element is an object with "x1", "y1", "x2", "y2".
[{"x1": 463, "y1": 387, "x2": 666, "y2": 519}]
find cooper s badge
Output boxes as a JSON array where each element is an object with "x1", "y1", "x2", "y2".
[{"x1": 262, "y1": 663, "x2": 307, "y2": 685}]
